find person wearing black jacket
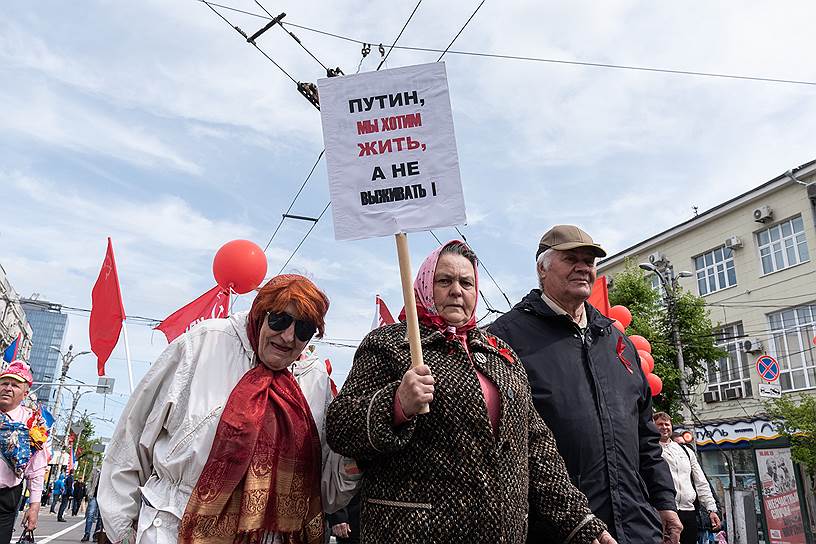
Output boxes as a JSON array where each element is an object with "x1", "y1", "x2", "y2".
[
  {"x1": 328, "y1": 493, "x2": 360, "y2": 544},
  {"x1": 57, "y1": 471, "x2": 74, "y2": 522},
  {"x1": 488, "y1": 225, "x2": 682, "y2": 544}
]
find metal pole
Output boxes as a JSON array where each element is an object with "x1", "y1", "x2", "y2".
[
  {"x1": 51, "y1": 346, "x2": 72, "y2": 417},
  {"x1": 668, "y1": 281, "x2": 692, "y2": 429},
  {"x1": 55, "y1": 390, "x2": 82, "y2": 477}
]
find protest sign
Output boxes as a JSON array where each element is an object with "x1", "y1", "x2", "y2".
[{"x1": 318, "y1": 62, "x2": 466, "y2": 241}]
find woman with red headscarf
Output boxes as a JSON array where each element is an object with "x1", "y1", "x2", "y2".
[
  {"x1": 99, "y1": 275, "x2": 358, "y2": 544},
  {"x1": 326, "y1": 241, "x2": 616, "y2": 544}
]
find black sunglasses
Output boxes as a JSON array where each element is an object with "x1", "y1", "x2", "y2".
[{"x1": 266, "y1": 312, "x2": 317, "y2": 342}]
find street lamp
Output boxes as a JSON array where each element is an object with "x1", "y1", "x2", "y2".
[
  {"x1": 48, "y1": 344, "x2": 91, "y2": 416},
  {"x1": 639, "y1": 262, "x2": 694, "y2": 428}
]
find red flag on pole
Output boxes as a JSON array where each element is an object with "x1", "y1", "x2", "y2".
[
  {"x1": 587, "y1": 275, "x2": 611, "y2": 317},
  {"x1": 89, "y1": 237, "x2": 126, "y2": 376},
  {"x1": 155, "y1": 286, "x2": 230, "y2": 343},
  {"x1": 371, "y1": 295, "x2": 396, "y2": 330}
]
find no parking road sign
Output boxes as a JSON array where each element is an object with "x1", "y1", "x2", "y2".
[{"x1": 756, "y1": 355, "x2": 780, "y2": 383}]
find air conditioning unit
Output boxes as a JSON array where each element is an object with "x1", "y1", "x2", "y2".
[
  {"x1": 724, "y1": 236, "x2": 743, "y2": 249},
  {"x1": 703, "y1": 391, "x2": 720, "y2": 403},
  {"x1": 742, "y1": 338, "x2": 763, "y2": 353},
  {"x1": 753, "y1": 205, "x2": 773, "y2": 223},
  {"x1": 724, "y1": 388, "x2": 743, "y2": 400},
  {"x1": 648, "y1": 251, "x2": 667, "y2": 265}
]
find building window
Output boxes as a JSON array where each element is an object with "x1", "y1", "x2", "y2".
[
  {"x1": 694, "y1": 247, "x2": 737, "y2": 296},
  {"x1": 768, "y1": 303, "x2": 816, "y2": 392},
  {"x1": 706, "y1": 323, "x2": 752, "y2": 399},
  {"x1": 757, "y1": 215, "x2": 810, "y2": 274}
]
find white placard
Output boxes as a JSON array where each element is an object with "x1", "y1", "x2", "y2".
[
  {"x1": 759, "y1": 382, "x2": 782, "y2": 398},
  {"x1": 318, "y1": 62, "x2": 466, "y2": 241}
]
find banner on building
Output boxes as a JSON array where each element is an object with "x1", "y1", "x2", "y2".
[
  {"x1": 318, "y1": 62, "x2": 466, "y2": 241},
  {"x1": 755, "y1": 448, "x2": 806, "y2": 544}
]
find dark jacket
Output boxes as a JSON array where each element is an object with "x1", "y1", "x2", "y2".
[
  {"x1": 326, "y1": 322, "x2": 607, "y2": 544},
  {"x1": 328, "y1": 494, "x2": 361, "y2": 544},
  {"x1": 488, "y1": 290, "x2": 676, "y2": 544}
]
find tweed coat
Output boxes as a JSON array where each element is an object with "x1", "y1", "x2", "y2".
[{"x1": 326, "y1": 321, "x2": 607, "y2": 544}]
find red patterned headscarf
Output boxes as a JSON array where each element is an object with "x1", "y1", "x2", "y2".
[{"x1": 179, "y1": 275, "x2": 329, "y2": 544}]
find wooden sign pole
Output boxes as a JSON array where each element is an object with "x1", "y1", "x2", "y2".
[{"x1": 395, "y1": 232, "x2": 429, "y2": 414}]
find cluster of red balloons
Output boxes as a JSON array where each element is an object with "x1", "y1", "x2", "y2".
[
  {"x1": 212, "y1": 240, "x2": 268, "y2": 294},
  {"x1": 609, "y1": 305, "x2": 663, "y2": 397}
]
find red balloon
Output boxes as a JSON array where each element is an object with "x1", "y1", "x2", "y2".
[
  {"x1": 212, "y1": 240, "x2": 268, "y2": 294},
  {"x1": 638, "y1": 350, "x2": 654, "y2": 373},
  {"x1": 609, "y1": 305, "x2": 632, "y2": 329},
  {"x1": 629, "y1": 335, "x2": 652, "y2": 354},
  {"x1": 813, "y1": 335, "x2": 816, "y2": 346},
  {"x1": 646, "y1": 373, "x2": 663, "y2": 397},
  {"x1": 612, "y1": 319, "x2": 626, "y2": 333}
]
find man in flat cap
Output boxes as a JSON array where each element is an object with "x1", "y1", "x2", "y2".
[{"x1": 488, "y1": 225, "x2": 681, "y2": 544}]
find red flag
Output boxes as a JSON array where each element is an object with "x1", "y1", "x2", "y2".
[
  {"x1": 587, "y1": 275, "x2": 611, "y2": 317},
  {"x1": 155, "y1": 285, "x2": 230, "y2": 343},
  {"x1": 89, "y1": 238, "x2": 126, "y2": 376},
  {"x1": 371, "y1": 295, "x2": 396, "y2": 330}
]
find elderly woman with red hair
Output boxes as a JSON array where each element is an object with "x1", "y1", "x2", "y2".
[{"x1": 99, "y1": 275, "x2": 358, "y2": 544}]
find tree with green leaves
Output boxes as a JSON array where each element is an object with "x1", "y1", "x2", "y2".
[
  {"x1": 608, "y1": 261, "x2": 726, "y2": 419},
  {"x1": 74, "y1": 412, "x2": 103, "y2": 481},
  {"x1": 766, "y1": 395, "x2": 816, "y2": 490}
]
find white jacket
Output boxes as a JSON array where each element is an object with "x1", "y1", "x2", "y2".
[
  {"x1": 98, "y1": 312, "x2": 358, "y2": 544},
  {"x1": 659, "y1": 441, "x2": 717, "y2": 512}
]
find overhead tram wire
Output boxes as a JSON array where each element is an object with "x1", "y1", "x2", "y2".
[
  {"x1": 436, "y1": 0, "x2": 487, "y2": 62},
  {"x1": 377, "y1": 0, "x2": 423, "y2": 70},
  {"x1": 267, "y1": 21, "x2": 816, "y2": 87},
  {"x1": 201, "y1": 1, "x2": 298, "y2": 85},
  {"x1": 263, "y1": 149, "x2": 325, "y2": 252},
  {"x1": 277, "y1": 201, "x2": 332, "y2": 275},
  {"x1": 453, "y1": 226, "x2": 512, "y2": 309}
]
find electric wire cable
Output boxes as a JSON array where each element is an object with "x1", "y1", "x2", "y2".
[
  {"x1": 377, "y1": 0, "x2": 423, "y2": 70},
  {"x1": 201, "y1": 0, "x2": 298, "y2": 85},
  {"x1": 453, "y1": 226, "x2": 512, "y2": 309},
  {"x1": 277, "y1": 201, "x2": 332, "y2": 275},
  {"x1": 436, "y1": 0, "x2": 487, "y2": 62},
  {"x1": 263, "y1": 149, "x2": 325, "y2": 252}
]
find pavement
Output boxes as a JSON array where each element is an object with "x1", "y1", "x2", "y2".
[{"x1": 14, "y1": 506, "x2": 89, "y2": 544}]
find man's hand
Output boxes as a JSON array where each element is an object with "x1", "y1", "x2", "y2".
[
  {"x1": 709, "y1": 511, "x2": 721, "y2": 532},
  {"x1": 23, "y1": 502, "x2": 40, "y2": 531},
  {"x1": 397, "y1": 364, "x2": 434, "y2": 417},
  {"x1": 331, "y1": 523, "x2": 351, "y2": 539},
  {"x1": 591, "y1": 530, "x2": 618, "y2": 544},
  {"x1": 659, "y1": 510, "x2": 682, "y2": 544}
]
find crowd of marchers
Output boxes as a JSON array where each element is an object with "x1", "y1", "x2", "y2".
[{"x1": 0, "y1": 224, "x2": 726, "y2": 544}]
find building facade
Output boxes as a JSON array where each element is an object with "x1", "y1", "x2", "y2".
[
  {"x1": 20, "y1": 298, "x2": 68, "y2": 408},
  {"x1": 598, "y1": 159, "x2": 816, "y2": 544},
  {"x1": 0, "y1": 263, "x2": 33, "y2": 362}
]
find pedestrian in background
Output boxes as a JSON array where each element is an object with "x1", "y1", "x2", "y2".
[
  {"x1": 50, "y1": 473, "x2": 64, "y2": 514},
  {"x1": 57, "y1": 471, "x2": 74, "y2": 522},
  {"x1": 488, "y1": 225, "x2": 682, "y2": 544},
  {"x1": 41, "y1": 483, "x2": 51, "y2": 507},
  {"x1": 81, "y1": 469, "x2": 103, "y2": 542},
  {"x1": 653, "y1": 412, "x2": 721, "y2": 544},
  {"x1": 72, "y1": 479, "x2": 86, "y2": 516}
]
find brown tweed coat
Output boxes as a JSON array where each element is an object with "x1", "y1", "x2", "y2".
[{"x1": 326, "y1": 322, "x2": 607, "y2": 544}]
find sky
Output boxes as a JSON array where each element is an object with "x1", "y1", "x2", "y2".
[{"x1": 2, "y1": 0, "x2": 815, "y2": 439}]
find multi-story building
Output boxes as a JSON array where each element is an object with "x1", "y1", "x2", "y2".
[
  {"x1": 0, "y1": 263, "x2": 33, "y2": 361},
  {"x1": 598, "y1": 159, "x2": 816, "y2": 544},
  {"x1": 21, "y1": 298, "x2": 68, "y2": 408}
]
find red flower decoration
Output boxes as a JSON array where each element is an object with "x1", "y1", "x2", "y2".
[{"x1": 486, "y1": 335, "x2": 516, "y2": 364}]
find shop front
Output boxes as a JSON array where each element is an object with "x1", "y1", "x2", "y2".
[{"x1": 693, "y1": 418, "x2": 815, "y2": 544}]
